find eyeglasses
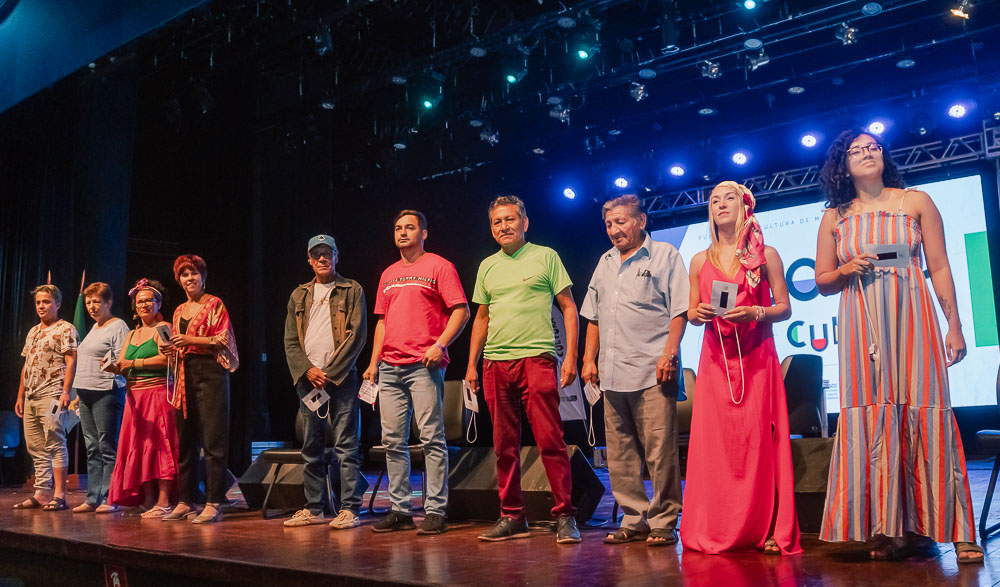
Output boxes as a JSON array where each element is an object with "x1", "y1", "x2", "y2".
[
  {"x1": 309, "y1": 249, "x2": 335, "y2": 260},
  {"x1": 846, "y1": 143, "x2": 883, "y2": 158},
  {"x1": 135, "y1": 300, "x2": 157, "y2": 307}
]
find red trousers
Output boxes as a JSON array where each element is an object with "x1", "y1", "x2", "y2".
[{"x1": 483, "y1": 355, "x2": 575, "y2": 519}]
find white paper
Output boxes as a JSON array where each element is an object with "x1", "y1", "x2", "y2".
[
  {"x1": 43, "y1": 399, "x2": 62, "y2": 432},
  {"x1": 99, "y1": 349, "x2": 116, "y2": 372},
  {"x1": 358, "y1": 380, "x2": 378, "y2": 405},
  {"x1": 462, "y1": 380, "x2": 479, "y2": 413},
  {"x1": 301, "y1": 387, "x2": 330, "y2": 413},
  {"x1": 583, "y1": 381, "x2": 602, "y2": 406},
  {"x1": 711, "y1": 280, "x2": 739, "y2": 316},
  {"x1": 155, "y1": 324, "x2": 172, "y2": 344},
  {"x1": 868, "y1": 243, "x2": 911, "y2": 268}
]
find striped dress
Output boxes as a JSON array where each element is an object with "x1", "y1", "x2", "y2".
[{"x1": 820, "y1": 202, "x2": 976, "y2": 542}]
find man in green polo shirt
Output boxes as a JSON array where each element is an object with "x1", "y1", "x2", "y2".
[{"x1": 465, "y1": 195, "x2": 582, "y2": 544}]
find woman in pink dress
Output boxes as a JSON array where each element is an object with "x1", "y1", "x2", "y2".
[
  {"x1": 681, "y1": 181, "x2": 802, "y2": 555},
  {"x1": 107, "y1": 278, "x2": 179, "y2": 518}
]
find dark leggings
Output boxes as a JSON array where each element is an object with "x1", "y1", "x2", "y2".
[{"x1": 176, "y1": 355, "x2": 230, "y2": 504}]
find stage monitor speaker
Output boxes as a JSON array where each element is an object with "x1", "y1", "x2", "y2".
[
  {"x1": 790, "y1": 437, "x2": 835, "y2": 533},
  {"x1": 238, "y1": 449, "x2": 368, "y2": 513},
  {"x1": 446, "y1": 445, "x2": 604, "y2": 523}
]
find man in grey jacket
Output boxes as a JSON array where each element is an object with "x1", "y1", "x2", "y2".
[{"x1": 283, "y1": 234, "x2": 368, "y2": 529}]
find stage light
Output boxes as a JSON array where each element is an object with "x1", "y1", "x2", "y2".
[
  {"x1": 835, "y1": 22, "x2": 858, "y2": 46},
  {"x1": 896, "y1": 58, "x2": 916, "y2": 69},
  {"x1": 948, "y1": 103, "x2": 968, "y2": 118},
  {"x1": 577, "y1": 47, "x2": 597, "y2": 59},
  {"x1": 638, "y1": 69, "x2": 657, "y2": 79},
  {"x1": 505, "y1": 58, "x2": 528, "y2": 84},
  {"x1": 747, "y1": 50, "x2": 769, "y2": 72},
  {"x1": 320, "y1": 91, "x2": 337, "y2": 110},
  {"x1": 731, "y1": 151, "x2": 749, "y2": 166},
  {"x1": 549, "y1": 106, "x2": 571, "y2": 124},
  {"x1": 470, "y1": 47, "x2": 487, "y2": 58},
  {"x1": 563, "y1": 187, "x2": 577, "y2": 199},
  {"x1": 699, "y1": 60, "x2": 722, "y2": 79},
  {"x1": 310, "y1": 23, "x2": 333, "y2": 57},
  {"x1": 866, "y1": 120, "x2": 887, "y2": 136},
  {"x1": 393, "y1": 140, "x2": 407, "y2": 150},
  {"x1": 629, "y1": 82, "x2": 648, "y2": 102},
  {"x1": 422, "y1": 99, "x2": 434, "y2": 109},
  {"x1": 480, "y1": 128, "x2": 500, "y2": 147},
  {"x1": 698, "y1": 107, "x2": 718, "y2": 117},
  {"x1": 669, "y1": 165, "x2": 685, "y2": 177},
  {"x1": 800, "y1": 133, "x2": 818, "y2": 148},
  {"x1": 744, "y1": 38, "x2": 763, "y2": 50},
  {"x1": 614, "y1": 177, "x2": 630, "y2": 189},
  {"x1": 532, "y1": 147, "x2": 545, "y2": 154},
  {"x1": 557, "y1": 15, "x2": 577, "y2": 29},
  {"x1": 391, "y1": 75, "x2": 407, "y2": 86},
  {"x1": 908, "y1": 110, "x2": 936, "y2": 136},
  {"x1": 861, "y1": 3, "x2": 883, "y2": 16},
  {"x1": 743, "y1": 0, "x2": 757, "y2": 10},
  {"x1": 951, "y1": 1, "x2": 972, "y2": 19},
  {"x1": 788, "y1": 86, "x2": 805, "y2": 94}
]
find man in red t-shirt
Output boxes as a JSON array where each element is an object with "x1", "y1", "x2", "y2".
[{"x1": 364, "y1": 209, "x2": 470, "y2": 535}]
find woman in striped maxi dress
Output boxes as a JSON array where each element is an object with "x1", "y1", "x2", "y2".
[{"x1": 814, "y1": 129, "x2": 982, "y2": 563}]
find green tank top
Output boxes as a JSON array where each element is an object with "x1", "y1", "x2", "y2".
[{"x1": 124, "y1": 337, "x2": 167, "y2": 378}]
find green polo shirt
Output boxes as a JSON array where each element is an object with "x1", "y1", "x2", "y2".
[{"x1": 472, "y1": 242, "x2": 573, "y2": 360}]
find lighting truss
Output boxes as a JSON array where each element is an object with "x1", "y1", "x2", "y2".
[{"x1": 642, "y1": 120, "x2": 1000, "y2": 220}]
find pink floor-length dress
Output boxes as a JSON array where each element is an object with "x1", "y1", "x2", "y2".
[{"x1": 681, "y1": 260, "x2": 802, "y2": 554}]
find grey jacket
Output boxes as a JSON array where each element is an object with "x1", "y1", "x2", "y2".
[{"x1": 284, "y1": 275, "x2": 367, "y2": 386}]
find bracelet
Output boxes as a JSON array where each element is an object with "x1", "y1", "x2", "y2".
[
  {"x1": 754, "y1": 306, "x2": 765, "y2": 322},
  {"x1": 662, "y1": 353, "x2": 679, "y2": 365},
  {"x1": 434, "y1": 342, "x2": 447, "y2": 351}
]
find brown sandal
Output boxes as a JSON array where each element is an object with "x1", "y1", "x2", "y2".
[
  {"x1": 954, "y1": 542, "x2": 984, "y2": 565},
  {"x1": 604, "y1": 528, "x2": 649, "y2": 544},
  {"x1": 759, "y1": 537, "x2": 780, "y2": 555},
  {"x1": 12, "y1": 496, "x2": 42, "y2": 510}
]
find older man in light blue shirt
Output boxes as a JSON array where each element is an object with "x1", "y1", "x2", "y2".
[{"x1": 581, "y1": 194, "x2": 689, "y2": 546}]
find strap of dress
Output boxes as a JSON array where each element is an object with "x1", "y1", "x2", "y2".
[{"x1": 898, "y1": 188, "x2": 915, "y2": 211}]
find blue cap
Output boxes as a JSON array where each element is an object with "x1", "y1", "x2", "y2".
[{"x1": 307, "y1": 234, "x2": 337, "y2": 253}]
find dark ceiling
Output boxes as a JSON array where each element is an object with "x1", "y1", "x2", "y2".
[{"x1": 66, "y1": 0, "x2": 1000, "y2": 199}]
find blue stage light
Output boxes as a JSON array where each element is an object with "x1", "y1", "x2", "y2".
[
  {"x1": 422, "y1": 99, "x2": 434, "y2": 109},
  {"x1": 563, "y1": 188, "x2": 577, "y2": 199},
  {"x1": 800, "y1": 133, "x2": 818, "y2": 148},
  {"x1": 744, "y1": 0, "x2": 757, "y2": 9},
  {"x1": 731, "y1": 151, "x2": 749, "y2": 166},
  {"x1": 614, "y1": 177, "x2": 629, "y2": 189},
  {"x1": 669, "y1": 165, "x2": 685, "y2": 177},
  {"x1": 866, "y1": 120, "x2": 887, "y2": 136},
  {"x1": 948, "y1": 103, "x2": 968, "y2": 119}
]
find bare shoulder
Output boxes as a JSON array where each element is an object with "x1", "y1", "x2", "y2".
[
  {"x1": 763, "y1": 245, "x2": 783, "y2": 264},
  {"x1": 690, "y1": 249, "x2": 707, "y2": 272}
]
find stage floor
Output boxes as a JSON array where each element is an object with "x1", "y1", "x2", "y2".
[{"x1": 2, "y1": 461, "x2": 1000, "y2": 586}]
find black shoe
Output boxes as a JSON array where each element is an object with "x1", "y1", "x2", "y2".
[
  {"x1": 477, "y1": 516, "x2": 530, "y2": 542},
  {"x1": 416, "y1": 513, "x2": 448, "y2": 535},
  {"x1": 555, "y1": 515, "x2": 582, "y2": 544},
  {"x1": 371, "y1": 511, "x2": 416, "y2": 533}
]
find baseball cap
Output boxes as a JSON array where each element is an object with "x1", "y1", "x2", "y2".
[{"x1": 307, "y1": 234, "x2": 337, "y2": 253}]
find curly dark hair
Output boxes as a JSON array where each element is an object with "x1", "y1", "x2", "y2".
[
  {"x1": 129, "y1": 278, "x2": 169, "y2": 323},
  {"x1": 819, "y1": 129, "x2": 905, "y2": 212}
]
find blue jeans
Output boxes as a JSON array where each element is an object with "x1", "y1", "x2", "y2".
[
  {"x1": 78, "y1": 385, "x2": 124, "y2": 506},
  {"x1": 296, "y1": 372, "x2": 363, "y2": 515},
  {"x1": 378, "y1": 363, "x2": 448, "y2": 516}
]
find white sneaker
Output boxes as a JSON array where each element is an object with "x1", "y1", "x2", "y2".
[
  {"x1": 329, "y1": 510, "x2": 360, "y2": 530},
  {"x1": 283, "y1": 509, "x2": 327, "y2": 527}
]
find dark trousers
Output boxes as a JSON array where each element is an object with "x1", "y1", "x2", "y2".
[
  {"x1": 78, "y1": 384, "x2": 124, "y2": 506},
  {"x1": 296, "y1": 372, "x2": 363, "y2": 515},
  {"x1": 483, "y1": 355, "x2": 575, "y2": 519},
  {"x1": 176, "y1": 355, "x2": 230, "y2": 505}
]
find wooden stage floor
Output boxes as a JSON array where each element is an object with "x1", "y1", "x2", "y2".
[{"x1": 3, "y1": 461, "x2": 1000, "y2": 586}]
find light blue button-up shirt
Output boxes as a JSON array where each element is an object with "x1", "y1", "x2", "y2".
[{"x1": 581, "y1": 233, "x2": 690, "y2": 396}]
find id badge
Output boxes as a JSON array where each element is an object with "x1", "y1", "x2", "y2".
[
  {"x1": 711, "y1": 280, "x2": 739, "y2": 316},
  {"x1": 868, "y1": 243, "x2": 910, "y2": 268},
  {"x1": 358, "y1": 380, "x2": 378, "y2": 405},
  {"x1": 462, "y1": 380, "x2": 479, "y2": 413},
  {"x1": 301, "y1": 387, "x2": 330, "y2": 412},
  {"x1": 583, "y1": 381, "x2": 602, "y2": 405}
]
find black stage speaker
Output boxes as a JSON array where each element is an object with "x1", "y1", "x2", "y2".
[
  {"x1": 446, "y1": 445, "x2": 605, "y2": 523},
  {"x1": 238, "y1": 449, "x2": 368, "y2": 514},
  {"x1": 790, "y1": 437, "x2": 835, "y2": 533}
]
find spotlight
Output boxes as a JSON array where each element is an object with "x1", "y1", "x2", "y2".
[
  {"x1": 908, "y1": 110, "x2": 936, "y2": 136},
  {"x1": 669, "y1": 165, "x2": 685, "y2": 177},
  {"x1": 638, "y1": 69, "x2": 657, "y2": 79},
  {"x1": 532, "y1": 147, "x2": 545, "y2": 154},
  {"x1": 731, "y1": 151, "x2": 749, "y2": 166},
  {"x1": 947, "y1": 103, "x2": 968, "y2": 119},
  {"x1": 393, "y1": 140, "x2": 407, "y2": 150},
  {"x1": 557, "y1": 15, "x2": 577, "y2": 29},
  {"x1": 698, "y1": 107, "x2": 718, "y2": 116},
  {"x1": 896, "y1": 58, "x2": 916, "y2": 69},
  {"x1": 614, "y1": 177, "x2": 630, "y2": 189},
  {"x1": 504, "y1": 57, "x2": 528, "y2": 84},
  {"x1": 549, "y1": 106, "x2": 571, "y2": 124},
  {"x1": 629, "y1": 82, "x2": 648, "y2": 102},
  {"x1": 563, "y1": 187, "x2": 577, "y2": 199},
  {"x1": 577, "y1": 46, "x2": 597, "y2": 59},
  {"x1": 951, "y1": 1, "x2": 972, "y2": 19},
  {"x1": 320, "y1": 91, "x2": 337, "y2": 110},
  {"x1": 391, "y1": 75, "x2": 407, "y2": 85},
  {"x1": 861, "y1": 3, "x2": 883, "y2": 16},
  {"x1": 698, "y1": 60, "x2": 722, "y2": 79},
  {"x1": 866, "y1": 120, "x2": 887, "y2": 136},
  {"x1": 470, "y1": 47, "x2": 487, "y2": 58},
  {"x1": 310, "y1": 23, "x2": 334, "y2": 56},
  {"x1": 800, "y1": 133, "x2": 818, "y2": 148},
  {"x1": 835, "y1": 22, "x2": 858, "y2": 45},
  {"x1": 788, "y1": 86, "x2": 805, "y2": 95},
  {"x1": 480, "y1": 128, "x2": 500, "y2": 147},
  {"x1": 743, "y1": 0, "x2": 757, "y2": 9},
  {"x1": 747, "y1": 50, "x2": 769, "y2": 72},
  {"x1": 744, "y1": 38, "x2": 763, "y2": 50}
]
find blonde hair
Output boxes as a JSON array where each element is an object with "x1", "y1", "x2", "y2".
[{"x1": 706, "y1": 181, "x2": 747, "y2": 276}]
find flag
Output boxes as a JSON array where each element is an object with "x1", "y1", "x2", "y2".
[{"x1": 72, "y1": 270, "x2": 86, "y2": 337}]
